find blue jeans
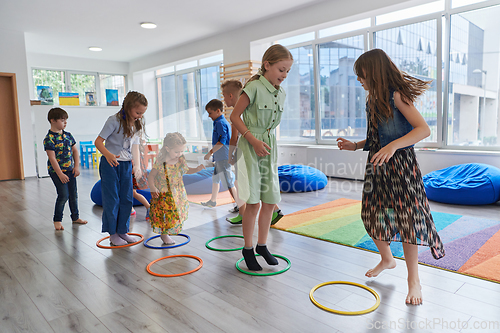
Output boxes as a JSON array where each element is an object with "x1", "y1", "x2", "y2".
[
  {"x1": 99, "y1": 157, "x2": 132, "y2": 235},
  {"x1": 49, "y1": 170, "x2": 79, "y2": 222}
]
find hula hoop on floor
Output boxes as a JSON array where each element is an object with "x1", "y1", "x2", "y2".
[
  {"x1": 309, "y1": 281, "x2": 380, "y2": 315},
  {"x1": 236, "y1": 254, "x2": 291, "y2": 276},
  {"x1": 205, "y1": 235, "x2": 244, "y2": 251},
  {"x1": 96, "y1": 233, "x2": 144, "y2": 249},
  {"x1": 143, "y1": 234, "x2": 190, "y2": 249},
  {"x1": 146, "y1": 255, "x2": 203, "y2": 277}
]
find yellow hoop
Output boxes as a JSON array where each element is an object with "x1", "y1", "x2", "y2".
[{"x1": 309, "y1": 281, "x2": 380, "y2": 315}]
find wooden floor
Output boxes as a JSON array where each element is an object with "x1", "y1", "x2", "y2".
[{"x1": 1, "y1": 167, "x2": 500, "y2": 333}]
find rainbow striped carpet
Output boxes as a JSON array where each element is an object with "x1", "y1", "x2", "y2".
[{"x1": 272, "y1": 198, "x2": 500, "y2": 283}]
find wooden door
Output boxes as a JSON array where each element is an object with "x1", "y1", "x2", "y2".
[{"x1": 0, "y1": 73, "x2": 24, "y2": 180}]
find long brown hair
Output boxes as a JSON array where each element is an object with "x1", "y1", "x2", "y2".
[
  {"x1": 354, "y1": 48, "x2": 430, "y2": 126},
  {"x1": 116, "y1": 91, "x2": 148, "y2": 137},
  {"x1": 244, "y1": 44, "x2": 293, "y2": 87}
]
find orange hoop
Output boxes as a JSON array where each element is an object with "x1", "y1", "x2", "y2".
[
  {"x1": 146, "y1": 255, "x2": 203, "y2": 277},
  {"x1": 96, "y1": 233, "x2": 144, "y2": 249}
]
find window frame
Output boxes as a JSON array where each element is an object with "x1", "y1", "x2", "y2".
[{"x1": 31, "y1": 67, "x2": 127, "y2": 107}]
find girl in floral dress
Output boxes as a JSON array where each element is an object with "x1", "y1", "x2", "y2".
[{"x1": 148, "y1": 132, "x2": 204, "y2": 245}]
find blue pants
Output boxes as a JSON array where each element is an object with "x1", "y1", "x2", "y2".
[
  {"x1": 99, "y1": 157, "x2": 132, "y2": 235},
  {"x1": 49, "y1": 171, "x2": 79, "y2": 222}
]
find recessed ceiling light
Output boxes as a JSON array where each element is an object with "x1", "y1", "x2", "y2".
[
  {"x1": 140, "y1": 22, "x2": 157, "y2": 29},
  {"x1": 89, "y1": 47, "x2": 102, "y2": 52}
]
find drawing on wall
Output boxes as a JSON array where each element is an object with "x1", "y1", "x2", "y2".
[
  {"x1": 37, "y1": 86, "x2": 53, "y2": 105},
  {"x1": 85, "y1": 92, "x2": 96, "y2": 106},
  {"x1": 59, "y1": 92, "x2": 80, "y2": 106},
  {"x1": 106, "y1": 89, "x2": 119, "y2": 106}
]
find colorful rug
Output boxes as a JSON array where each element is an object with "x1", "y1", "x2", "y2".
[
  {"x1": 188, "y1": 190, "x2": 235, "y2": 206},
  {"x1": 272, "y1": 198, "x2": 500, "y2": 283}
]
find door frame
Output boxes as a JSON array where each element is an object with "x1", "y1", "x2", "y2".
[{"x1": 0, "y1": 72, "x2": 24, "y2": 180}]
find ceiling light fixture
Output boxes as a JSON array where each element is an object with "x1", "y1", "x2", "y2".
[
  {"x1": 89, "y1": 47, "x2": 102, "y2": 52},
  {"x1": 140, "y1": 22, "x2": 157, "y2": 29}
]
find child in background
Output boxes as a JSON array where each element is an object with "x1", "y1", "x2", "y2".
[
  {"x1": 131, "y1": 136, "x2": 150, "y2": 220},
  {"x1": 222, "y1": 80, "x2": 284, "y2": 225},
  {"x1": 95, "y1": 91, "x2": 147, "y2": 246},
  {"x1": 337, "y1": 49, "x2": 444, "y2": 305},
  {"x1": 230, "y1": 44, "x2": 294, "y2": 271},
  {"x1": 44, "y1": 107, "x2": 88, "y2": 230},
  {"x1": 148, "y1": 132, "x2": 204, "y2": 245},
  {"x1": 201, "y1": 99, "x2": 242, "y2": 209}
]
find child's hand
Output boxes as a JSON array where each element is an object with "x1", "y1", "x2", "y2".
[
  {"x1": 371, "y1": 143, "x2": 396, "y2": 166},
  {"x1": 105, "y1": 153, "x2": 120, "y2": 167},
  {"x1": 197, "y1": 164, "x2": 205, "y2": 171},
  {"x1": 58, "y1": 173, "x2": 69, "y2": 184},
  {"x1": 150, "y1": 187, "x2": 159, "y2": 199},
  {"x1": 72, "y1": 166, "x2": 80, "y2": 177},
  {"x1": 336, "y1": 137, "x2": 355, "y2": 151},
  {"x1": 251, "y1": 140, "x2": 271, "y2": 157},
  {"x1": 133, "y1": 166, "x2": 142, "y2": 179}
]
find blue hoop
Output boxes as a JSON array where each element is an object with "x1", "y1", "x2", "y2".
[{"x1": 143, "y1": 234, "x2": 190, "y2": 249}]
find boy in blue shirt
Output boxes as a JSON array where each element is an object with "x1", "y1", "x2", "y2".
[
  {"x1": 202, "y1": 99, "x2": 241, "y2": 208},
  {"x1": 43, "y1": 107, "x2": 87, "y2": 230}
]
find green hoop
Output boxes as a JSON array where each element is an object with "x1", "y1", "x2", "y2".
[
  {"x1": 236, "y1": 254, "x2": 291, "y2": 276},
  {"x1": 205, "y1": 235, "x2": 245, "y2": 252}
]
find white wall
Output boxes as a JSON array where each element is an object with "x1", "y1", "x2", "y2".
[
  {"x1": 0, "y1": 28, "x2": 37, "y2": 177},
  {"x1": 33, "y1": 105, "x2": 119, "y2": 177}
]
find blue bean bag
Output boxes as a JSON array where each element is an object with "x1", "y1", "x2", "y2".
[
  {"x1": 423, "y1": 163, "x2": 500, "y2": 205},
  {"x1": 90, "y1": 179, "x2": 152, "y2": 206},
  {"x1": 183, "y1": 167, "x2": 229, "y2": 195},
  {"x1": 278, "y1": 164, "x2": 328, "y2": 193}
]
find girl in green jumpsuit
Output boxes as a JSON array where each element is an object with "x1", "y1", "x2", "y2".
[{"x1": 230, "y1": 44, "x2": 293, "y2": 271}]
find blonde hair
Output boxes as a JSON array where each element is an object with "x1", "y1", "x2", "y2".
[
  {"x1": 354, "y1": 49, "x2": 430, "y2": 126},
  {"x1": 116, "y1": 91, "x2": 148, "y2": 137},
  {"x1": 157, "y1": 132, "x2": 186, "y2": 162},
  {"x1": 244, "y1": 44, "x2": 293, "y2": 87},
  {"x1": 221, "y1": 79, "x2": 243, "y2": 94}
]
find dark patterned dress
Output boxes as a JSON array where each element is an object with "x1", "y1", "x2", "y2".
[{"x1": 361, "y1": 112, "x2": 445, "y2": 260}]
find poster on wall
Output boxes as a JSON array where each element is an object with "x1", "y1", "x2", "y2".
[
  {"x1": 37, "y1": 86, "x2": 53, "y2": 105},
  {"x1": 106, "y1": 89, "x2": 119, "y2": 106},
  {"x1": 85, "y1": 92, "x2": 96, "y2": 106},
  {"x1": 59, "y1": 92, "x2": 79, "y2": 106}
]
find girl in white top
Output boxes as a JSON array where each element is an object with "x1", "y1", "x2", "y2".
[{"x1": 94, "y1": 91, "x2": 147, "y2": 246}]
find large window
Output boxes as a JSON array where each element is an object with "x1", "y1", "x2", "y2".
[
  {"x1": 317, "y1": 35, "x2": 366, "y2": 142},
  {"x1": 374, "y1": 20, "x2": 439, "y2": 143},
  {"x1": 279, "y1": 45, "x2": 315, "y2": 141},
  {"x1": 156, "y1": 62, "x2": 221, "y2": 141},
  {"x1": 32, "y1": 69, "x2": 126, "y2": 106},
  {"x1": 447, "y1": 5, "x2": 500, "y2": 147}
]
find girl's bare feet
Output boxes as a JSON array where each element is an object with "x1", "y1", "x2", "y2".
[
  {"x1": 160, "y1": 234, "x2": 175, "y2": 245},
  {"x1": 365, "y1": 258, "x2": 397, "y2": 277},
  {"x1": 54, "y1": 221, "x2": 64, "y2": 230},
  {"x1": 406, "y1": 280, "x2": 423, "y2": 305}
]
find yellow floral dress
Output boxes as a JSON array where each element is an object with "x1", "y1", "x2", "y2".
[{"x1": 149, "y1": 156, "x2": 189, "y2": 235}]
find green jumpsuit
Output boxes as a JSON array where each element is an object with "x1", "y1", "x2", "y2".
[{"x1": 237, "y1": 75, "x2": 285, "y2": 205}]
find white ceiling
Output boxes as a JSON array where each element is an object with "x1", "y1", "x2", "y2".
[{"x1": 0, "y1": 0, "x2": 325, "y2": 62}]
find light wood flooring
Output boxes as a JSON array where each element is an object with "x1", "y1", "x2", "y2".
[{"x1": 1, "y1": 167, "x2": 500, "y2": 333}]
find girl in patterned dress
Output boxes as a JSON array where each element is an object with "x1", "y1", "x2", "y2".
[
  {"x1": 148, "y1": 133, "x2": 204, "y2": 245},
  {"x1": 337, "y1": 49, "x2": 444, "y2": 305}
]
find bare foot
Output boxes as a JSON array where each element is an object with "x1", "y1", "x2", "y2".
[
  {"x1": 160, "y1": 234, "x2": 175, "y2": 245},
  {"x1": 54, "y1": 222, "x2": 64, "y2": 230},
  {"x1": 365, "y1": 258, "x2": 397, "y2": 277},
  {"x1": 406, "y1": 280, "x2": 423, "y2": 305},
  {"x1": 72, "y1": 218, "x2": 88, "y2": 225}
]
